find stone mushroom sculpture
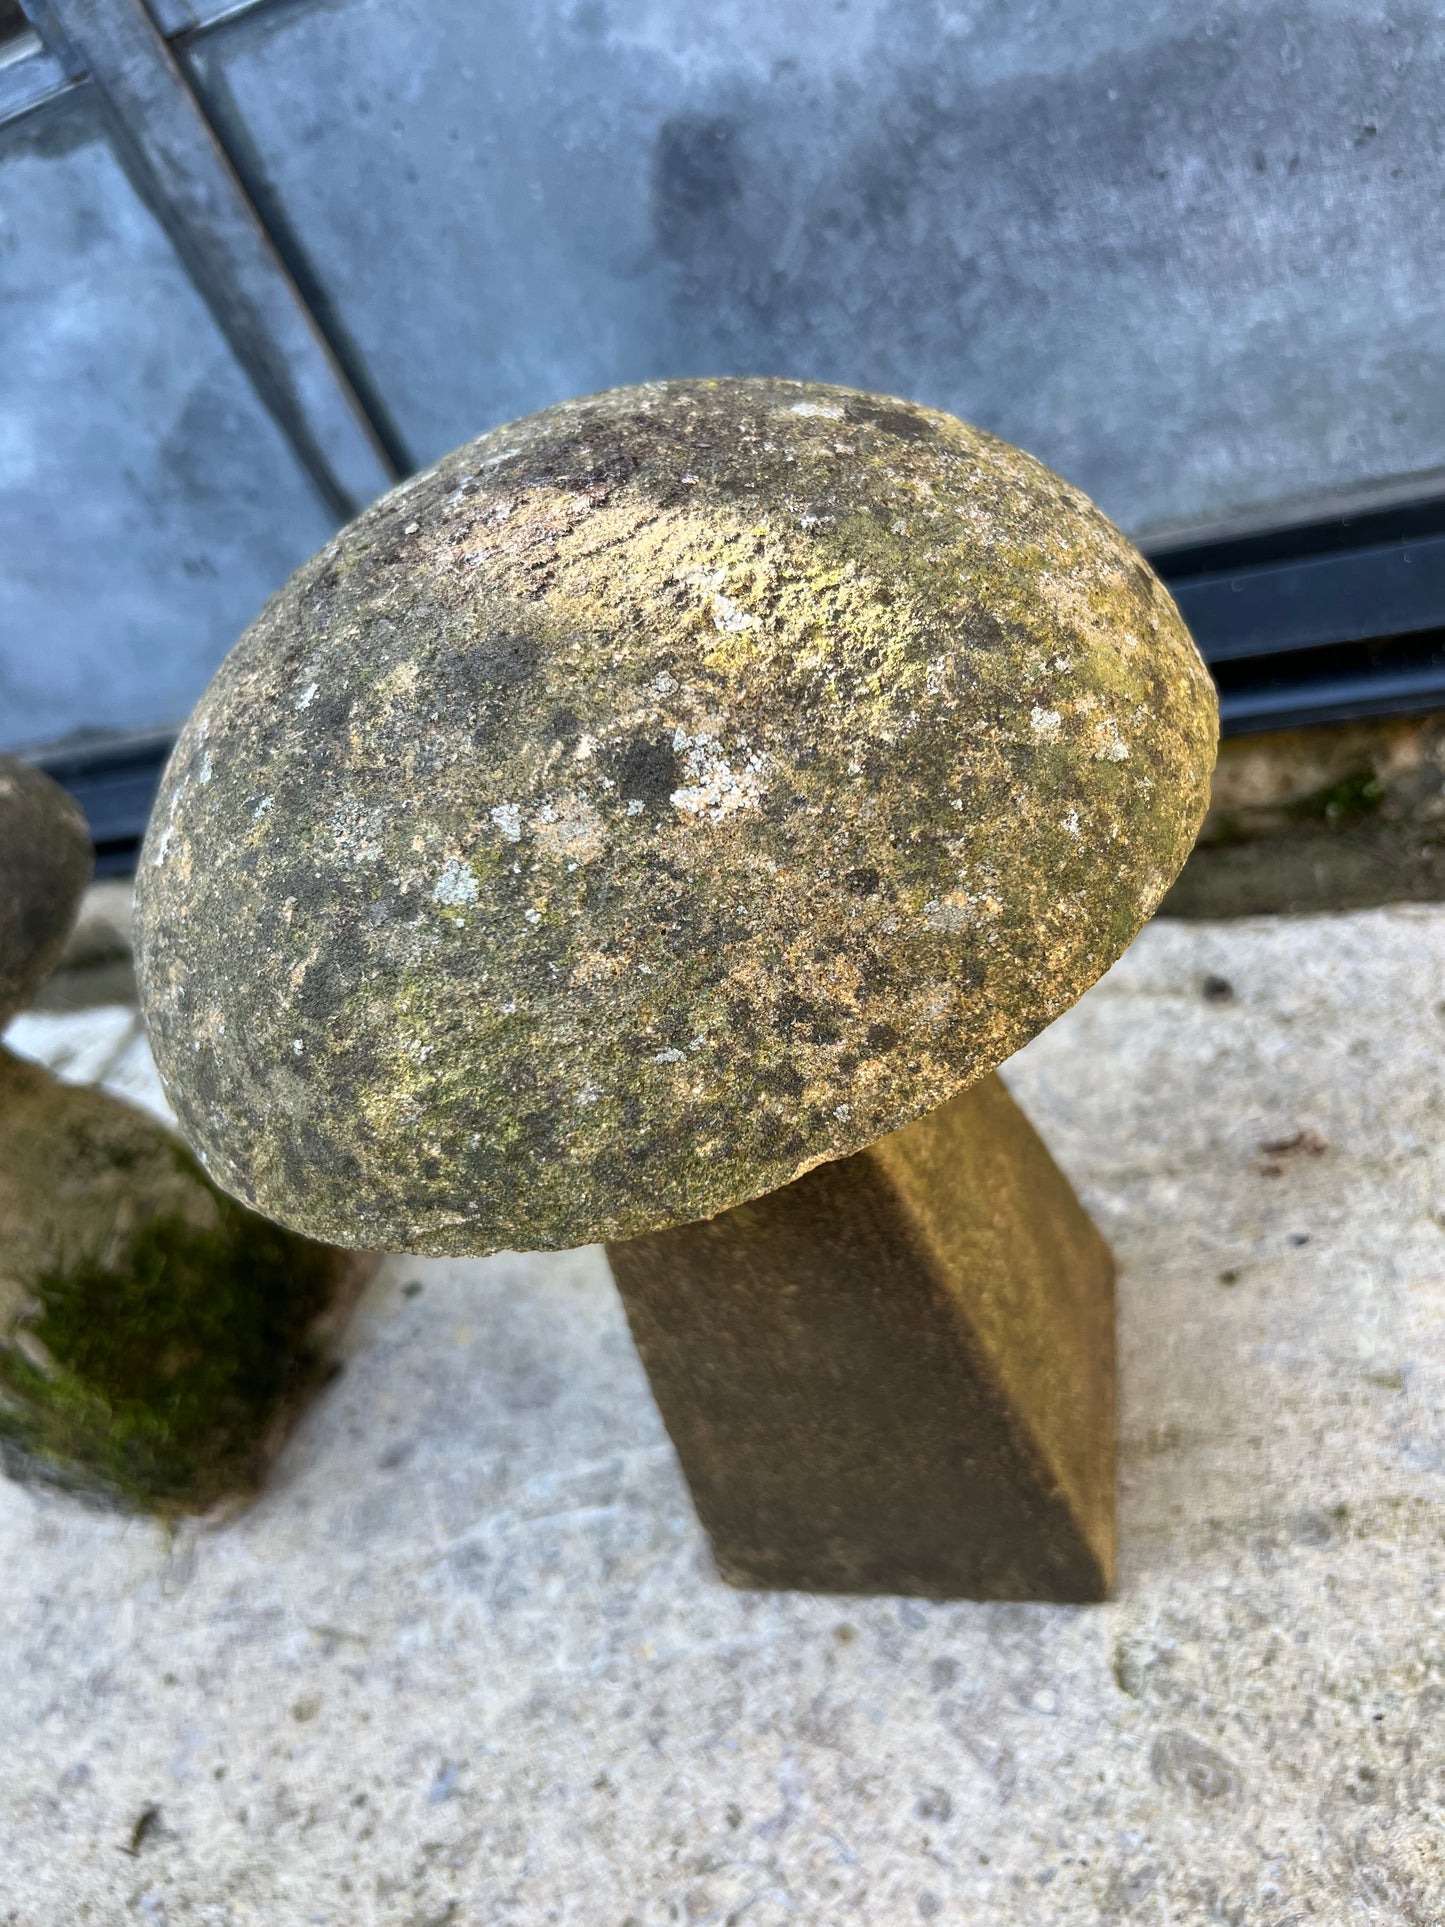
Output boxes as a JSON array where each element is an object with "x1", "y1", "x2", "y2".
[
  {"x1": 136, "y1": 378, "x2": 1217, "y2": 1596},
  {"x1": 0, "y1": 754, "x2": 367, "y2": 1513},
  {"x1": 0, "y1": 754, "x2": 93, "y2": 1028}
]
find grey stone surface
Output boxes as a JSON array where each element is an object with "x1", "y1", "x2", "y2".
[
  {"x1": 2, "y1": 903, "x2": 1444, "y2": 1920},
  {"x1": 12, "y1": 1, "x2": 1445, "y2": 751}
]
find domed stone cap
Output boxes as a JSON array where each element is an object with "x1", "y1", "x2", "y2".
[
  {"x1": 135, "y1": 378, "x2": 1217, "y2": 1256},
  {"x1": 0, "y1": 755, "x2": 93, "y2": 1028}
]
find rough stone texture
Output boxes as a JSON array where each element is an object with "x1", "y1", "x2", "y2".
[
  {"x1": 1166, "y1": 709, "x2": 1445, "y2": 919},
  {"x1": 611, "y1": 1071, "x2": 1115, "y2": 1601},
  {"x1": 0, "y1": 1046, "x2": 365, "y2": 1515},
  {"x1": 137, "y1": 377, "x2": 1216, "y2": 1255},
  {"x1": 0, "y1": 753, "x2": 92, "y2": 1028},
  {"x1": 2, "y1": 903, "x2": 1444, "y2": 1922}
]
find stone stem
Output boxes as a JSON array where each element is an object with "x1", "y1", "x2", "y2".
[{"x1": 607, "y1": 1071, "x2": 1115, "y2": 1601}]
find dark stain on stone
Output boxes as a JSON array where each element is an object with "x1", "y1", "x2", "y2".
[
  {"x1": 462, "y1": 628, "x2": 541, "y2": 690},
  {"x1": 758, "y1": 1063, "x2": 806, "y2": 1100},
  {"x1": 954, "y1": 604, "x2": 1022, "y2": 654},
  {"x1": 727, "y1": 996, "x2": 757, "y2": 1036},
  {"x1": 773, "y1": 992, "x2": 841, "y2": 1045},
  {"x1": 296, "y1": 1121, "x2": 364, "y2": 1188},
  {"x1": 1289, "y1": 1507, "x2": 1335, "y2": 1548},
  {"x1": 516, "y1": 1111, "x2": 559, "y2": 1155},
  {"x1": 857, "y1": 958, "x2": 897, "y2": 995},
  {"x1": 1149, "y1": 1729, "x2": 1242, "y2": 1805},
  {"x1": 845, "y1": 398, "x2": 940, "y2": 441},
  {"x1": 614, "y1": 732, "x2": 683, "y2": 812},
  {"x1": 124, "y1": 1804, "x2": 163, "y2": 1857},
  {"x1": 304, "y1": 686, "x2": 354, "y2": 737}
]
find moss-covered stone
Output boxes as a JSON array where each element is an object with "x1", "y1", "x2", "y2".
[
  {"x1": 1163, "y1": 712, "x2": 1445, "y2": 918},
  {"x1": 0, "y1": 1047, "x2": 362, "y2": 1514},
  {"x1": 0, "y1": 755, "x2": 92, "y2": 1027},
  {"x1": 136, "y1": 378, "x2": 1217, "y2": 1255}
]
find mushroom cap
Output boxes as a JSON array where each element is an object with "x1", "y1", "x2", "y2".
[
  {"x1": 135, "y1": 378, "x2": 1217, "y2": 1256},
  {"x1": 0, "y1": 755, "x2": 93, "y2": 1028}
]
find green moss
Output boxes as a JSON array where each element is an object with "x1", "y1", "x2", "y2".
[
  {"x1": 1287, "y1": 768, "x2": 1386, "y2": 824},
  {"x1": 0, "y1": 1153, "x2": 340, "y2": 1514}
]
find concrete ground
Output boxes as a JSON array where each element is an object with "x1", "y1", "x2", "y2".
[{"x1": 2, "y1": 906, "x2": 1443, "y2": 1925}]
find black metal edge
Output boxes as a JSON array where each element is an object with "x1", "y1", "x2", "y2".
[
  {"x1": 28, "y1": 724, "x2": 179, "y2": 777},
  {"x1": 1218, "y1": 668, "x2": 1445, "y2": 735},
  {"x1": 1147, "y1": 491, "x2": 1445, "y2": 580}
]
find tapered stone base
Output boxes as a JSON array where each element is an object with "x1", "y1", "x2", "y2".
[{"x1": 607, "y1": 1072, "x2": 1115, "y2": 1601}]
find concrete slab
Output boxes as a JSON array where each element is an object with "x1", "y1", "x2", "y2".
[{"x1": 2, "y1": 908, "x2": 1443, "y2": 1923}]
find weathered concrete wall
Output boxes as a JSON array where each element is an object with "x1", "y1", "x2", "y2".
[
  {"x1": 188, "y1": 0, "x2": 1445, "y2": 535},
  {"x1": 1166, "y1": 709, "x2": 1445, "y2": 916}
]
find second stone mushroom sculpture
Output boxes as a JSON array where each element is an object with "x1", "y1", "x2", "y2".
[
  {"x1": 136, "y1": 377, "x2": 1218, "y2": 1598},
  {"x1": 0, "y1": 754, "x2": 369, "y2": 1514}
]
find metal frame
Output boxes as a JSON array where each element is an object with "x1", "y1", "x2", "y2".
[
  {"x1": 147, "y1": 0, "x2": 282, "y2": 36},
  {"x1": 0, "y1": 19, "x2": 71, "y2": 118},
  {"x1": 18, "y1": 0, "x2": 395, "y2": 518}
]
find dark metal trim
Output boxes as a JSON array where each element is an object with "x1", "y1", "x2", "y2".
[
  {"x1": 1151, "y1": 492, "x2": 1445, "y2": 733},
  {"x1": 1218, "y1": 667, "x2": 1445, "y2": 735},
  {"x1": 1165, "y1": 532, "x2": 1445, "y2": 666},
  {"x1": 19, "y1": 0, "x2": 396, "y2": 520}
]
